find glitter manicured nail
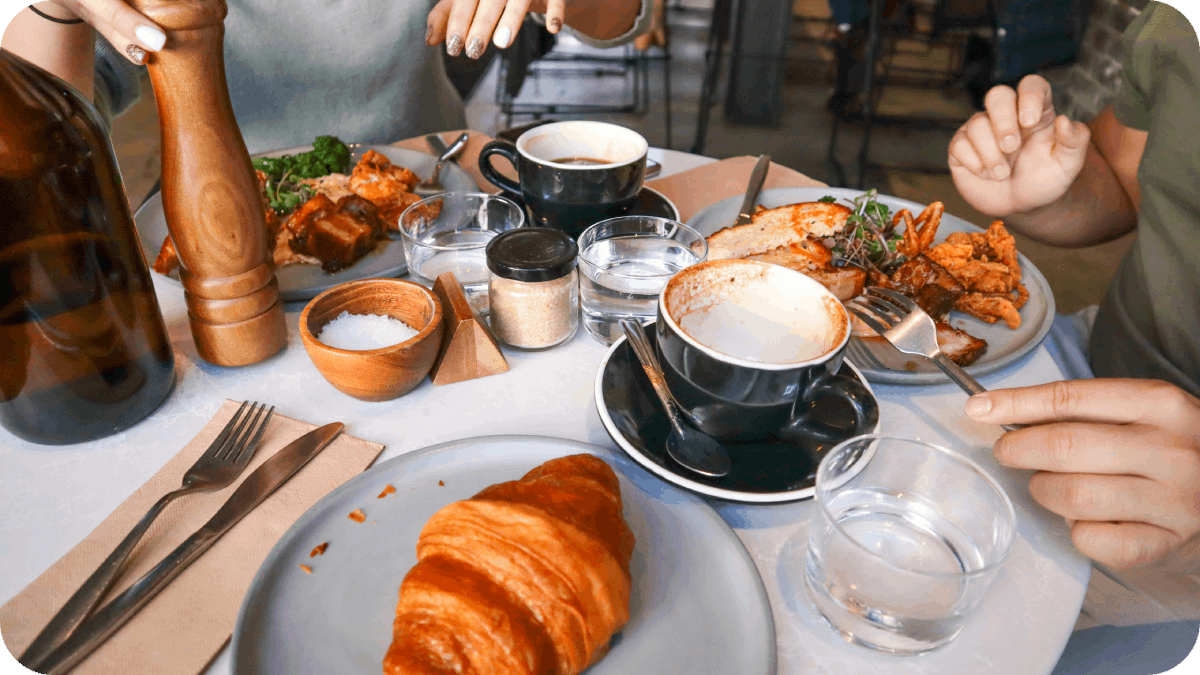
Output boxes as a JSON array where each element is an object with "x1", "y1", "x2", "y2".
[
  {"x1": 466, "y1": 37, "x2": 484, "y2": 59},
  {"x1": 446, "y1": 34, "x2": 463, "y2": 56},
  {"x1": 549, "y1": 17, "x2": 563, "y2": 32},
  {"x1": 425, "y1": 25, "x2": 434, "y2": 45},
  {"x1": 125, "y1": 44, "x2": 147, "y2": 65}
]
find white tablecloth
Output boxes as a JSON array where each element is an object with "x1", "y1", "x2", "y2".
[{"x1": 0, "y1": 148, "x2": 1093, "y2": 674}]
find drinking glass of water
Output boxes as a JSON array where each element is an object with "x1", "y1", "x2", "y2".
[
  {"x1": 399, "y1": 193, "x2": 524, "y2": 306},
  {"x1": 577, "y1": 216, "x2": 707, "y2": 345},
  {"x1": 805, "y1": 435, "x2": 1016, "y2": 654}
]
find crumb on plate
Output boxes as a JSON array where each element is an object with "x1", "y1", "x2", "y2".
[
  {"x1": 438, "y1": 480, "x2": 444, "y2": 486},
  {"x1": 348, "y1": 508, "x2": 366, "y2": 523},
  {"x1": 378, "y1": 484, "x2": 396, "y2": 498},
  {"x1": 299, "y1": 564, "x2": 312, "y2": 574},
  {"x1": 310, "y1": 542, "x2": 328, "y2": 557}
]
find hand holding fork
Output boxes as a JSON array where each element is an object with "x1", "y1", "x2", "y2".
[{"x1": 845, "y1": 287, "x2": 1026, "y2": 432}]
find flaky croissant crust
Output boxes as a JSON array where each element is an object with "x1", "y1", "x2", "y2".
[{"x1": 384, "y1": 454, "x2": 636, "y2": 675}]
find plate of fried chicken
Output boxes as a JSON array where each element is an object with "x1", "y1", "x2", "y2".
[
  {"x1": 688, "y1": 187, "x2": 1055, "y2": 385},
  {"x1": 136, "y1": 144, "x2": 478, "y2": 303}
]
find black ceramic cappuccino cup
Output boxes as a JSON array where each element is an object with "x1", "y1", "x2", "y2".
[
  {"x1": 478, "y1": 121, "x2": 648, "y2": 239},
  {"x1": 655, "y1": 259, "x2": 877, "y2": 444}
]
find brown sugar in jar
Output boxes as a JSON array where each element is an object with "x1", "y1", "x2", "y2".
[{"x1": 486, "y1": 228, "x2": 579, "y2": 350}]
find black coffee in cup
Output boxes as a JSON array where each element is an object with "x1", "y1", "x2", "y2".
[{"x1": 478, "y1": 121, "x2": 648, "y2": 239}]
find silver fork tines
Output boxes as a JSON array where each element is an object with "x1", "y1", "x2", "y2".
[
  {"x1": 847, "y1": 287, "x2": 1025, "y2": 433},
  {"x1": 20, "y1": 401, "x2": 275, "y2": 669}
]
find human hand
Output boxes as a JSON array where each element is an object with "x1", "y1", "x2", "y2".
[
  {"x1": 426, "y1": 0, "x2": 563, "y2": 59},
  {"x1": 36, "y1": 0, "x2": 165, "y2": 64},
  {"x1": 966, "y1": 379, "x2": 1200, "y2": 572},
  {"x1": 948, "y1": 75, "x2": 1092, "y2": 218}
]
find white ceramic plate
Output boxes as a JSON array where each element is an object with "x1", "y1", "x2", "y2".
[
  {"x1": 231, "y1": 435, "x2": 776, "y2": 675},
  {"x1": 135, "y1": 145, "x2": 478, "y2": 303},
  {"x1": 687, "y1": 188, "x2": 1056, "y2": 385}
]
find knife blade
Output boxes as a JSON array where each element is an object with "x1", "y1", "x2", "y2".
[
  {"x1": 734, "y1": 154, "x2": 772, "y2": 228},
  {"x1": 29, "y1": 422, "x2": 345, "y2": 675}
]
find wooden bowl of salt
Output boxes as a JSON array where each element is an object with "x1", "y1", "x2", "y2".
[{"x1": 300, "y1": 278, "x2": 444, "y2": 401}]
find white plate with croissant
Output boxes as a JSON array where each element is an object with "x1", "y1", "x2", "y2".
[{"x1": 231, "y1": 436, "x2": 776, "y2": 675}]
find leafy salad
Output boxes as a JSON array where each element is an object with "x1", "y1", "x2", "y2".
[
  {"x1": 820, "y1": 190, "x2": 906, "y2": 272},
  {"x1": 251, "y1": 136, "x2": 352, "y2": 215}
]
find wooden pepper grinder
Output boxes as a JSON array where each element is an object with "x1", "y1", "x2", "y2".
[{"x1": 128, "y1": 0, "x2": 287, "y2": 366}]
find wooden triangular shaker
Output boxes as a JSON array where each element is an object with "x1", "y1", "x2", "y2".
[{"x1": 429, "y1": 273, "x2": 509, "y2": 385}]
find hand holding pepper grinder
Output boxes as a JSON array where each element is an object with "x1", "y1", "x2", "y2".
[{"x1": 127, "y1": 0, "x2": 287, "y2": 366}]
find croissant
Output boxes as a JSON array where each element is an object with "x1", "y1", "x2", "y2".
[{"x1": 383, "y1": 454, "x2": 637, "y2": 675}]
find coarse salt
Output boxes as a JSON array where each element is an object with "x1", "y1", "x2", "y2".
[{"x1": 317, "y1": 311, "x2": 418, "y2": 350}]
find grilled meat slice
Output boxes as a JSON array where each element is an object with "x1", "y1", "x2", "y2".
[
  {"x1": 936, "y1": 321, "x2": 987, "y2": 366},
  {"x1": 284, "y1": 194, "x2": 386, "y2": 273},
  {"x1": 887, "y1": 254, "x2": 966, "y2": 320}
]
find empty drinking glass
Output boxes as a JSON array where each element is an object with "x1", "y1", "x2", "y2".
[
  {"x1": 399, "y1": 193, "x2": 524, "y2": 307},
  {"x1": 805, "y1": 435, "x2": 1017, "y2": 654},
  {"x1": 577, "y1": 216, "x2": 707, "y2": 345}
]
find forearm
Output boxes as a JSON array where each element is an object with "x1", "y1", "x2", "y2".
[
  {"x1": 1003, "y1": 142, "x2": 1138, "y2": 248},
  {"x1": 564, "y1": 0, "x2": 641, "y2": 41},
  {"x1": 1, "y1": 4, "x2": 94, "y2": 98}
]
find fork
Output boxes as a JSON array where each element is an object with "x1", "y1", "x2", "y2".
[
  {"x1": 19, "y1": 401, "x2": 275, "y2": 667},
  {"x1": 413, "y1": 132, "x2": 469, "y2": 197},
  {"x1": 845, "y1": 288, "x2": 1025, "y2": 432}
]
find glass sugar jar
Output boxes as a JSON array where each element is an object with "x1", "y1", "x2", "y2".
[{"x1": 485, "y1": 228, "x2": 579, "y2": 350}]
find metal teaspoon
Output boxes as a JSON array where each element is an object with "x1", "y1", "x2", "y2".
[{"x1": 620, "y1": 320, "x2": 732, "y2": 478}]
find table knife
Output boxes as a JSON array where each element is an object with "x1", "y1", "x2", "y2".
[
  {"x1": 734, "y1": 154, "x2": 772, "y2": 228},
  {"x1": 425, "y1": 133, "x2": 449, "y2": 157},
  {"x1": 28, "y1": 422, "x2": 345, "y2": 675}
]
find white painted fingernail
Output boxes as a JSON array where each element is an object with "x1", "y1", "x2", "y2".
[
  {"x1": 494, "y1": 27, "x2": 511, "y2": 49},
  {"x1": 1001, "y1": 135, "x2": 1019, "y2": 152},
  {"x1": 136, "y1": 25, "x2": 166, "y2": 51}
]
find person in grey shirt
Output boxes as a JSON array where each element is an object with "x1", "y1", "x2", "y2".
[{"x1": 5, "y1": 0, "x2": 648, "y2": 152}]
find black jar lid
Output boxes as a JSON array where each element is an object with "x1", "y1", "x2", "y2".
[{"x1": 486, "y1": 227, "x2": 578, "y2": 282}]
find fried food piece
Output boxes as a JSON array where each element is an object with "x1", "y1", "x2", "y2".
[
  {"x1": 152, "y1": 235, "x2": 179, "y2": 275},
  {"x1": 893, "y1": 202, "x2": 944, "y2": 258},
  {"x1": 955, "y1": 292, "x2": 1023, "y2": 329},
  {"x1": 886, "y1": 254, "x2": 966, "y2": 320},
  {"x1": 349, "y1": 150, "x2": 419, "y2": 227},
  {"x1": 706, "y1": 201, "x2": 852, "y2": 260},
  {"x1": 936, "y1": 321, "x2": 988, "y2": 365}
]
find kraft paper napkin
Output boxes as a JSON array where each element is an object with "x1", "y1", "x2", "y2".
[
  {"x1": 647, "y1": 155, "x2": 827, "y2": 222},
  {"x1": 1, "y1": 400, "x2": 384, "y2": 674}
]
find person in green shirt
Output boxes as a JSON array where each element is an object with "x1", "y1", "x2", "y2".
[{"x1": 948, "y1": 2, "x2": 1200, "y2": 573}]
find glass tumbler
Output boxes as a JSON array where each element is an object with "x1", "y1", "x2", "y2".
[
  {"x1": 805, "y1": 435, "x2": 1017, "y2": 654},
  {"x1": 577, "y1": 216, "x2": 707, "y2": 345},
  {"x1": 399, "y1": 192, "x2": 524, "y2": 308}
]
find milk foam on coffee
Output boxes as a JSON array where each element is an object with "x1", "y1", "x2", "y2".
[{"x1": 665, "y1": 260, "x2": 848, "y2": 364}]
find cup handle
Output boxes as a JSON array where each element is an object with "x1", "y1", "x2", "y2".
[
  {"x1": 778, "y1": 372, "x2": 879, "y2": 444},
  {"x1": 477, "y1": 141, "x2": 523, "y2": 201}
]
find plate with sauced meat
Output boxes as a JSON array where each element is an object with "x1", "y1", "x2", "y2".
[
  {"x1": 230, "y1": 436, "x2": 774, "y2": 675},
  {"x1": 135, "y1": 142, "x2": 477, "y2": 303},
  {"x1": 688, "y1": 187, "x2": 1055, "y2": 385}
]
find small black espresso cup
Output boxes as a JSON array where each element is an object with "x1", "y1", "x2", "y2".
[
  {"x1": 478, "y1": 121, "x2": 648, "y2": 239},
  {"x1": 655, "y1": 259, "x2": 877, "y2": 444}
]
